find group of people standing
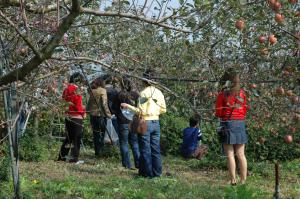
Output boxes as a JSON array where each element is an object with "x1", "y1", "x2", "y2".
[
  {"x1": 58, "y1": 72, "x2": 166, "y2": 178},
  {"x1": 57, "y1": 68, "x2": 248, "y2": 184}
]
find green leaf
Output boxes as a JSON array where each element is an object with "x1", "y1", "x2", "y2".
[
  {"x1": 121, "y1": 0, "x2": 130, "y2": 5},
  {"x1": 194, "y1": 0, "x2": 200, "y2": 7}
]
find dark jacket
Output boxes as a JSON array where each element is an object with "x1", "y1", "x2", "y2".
[
  {"x1": 180, "y1": 127, "x2": 202, "y2": 157},
  {"x1": 114, "y1": 90, "x2": 139, "y2": 124},
  {"x1": 106, "y1": 85, "x2": 119, "y2": 115}
]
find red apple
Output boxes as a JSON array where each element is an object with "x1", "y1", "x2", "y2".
[
  {"x1": 276, "y1": 86, "x2": 284, "y2": 95},
  {"x1": 258, "y1": 35, "x2": 266, "y2": 43},
  {"x1": 291, "y1": 96, "x2": 299, "y2": 104},
  {"x1": 289, "y1": 126, "x2": 296, "y2": 133},
  {"x1": 284, "y1": 135, "x2": 293, "y2": 144},
  {"x1": 289, "y1": 0, "x2": 298, "y2": 4},
  {"x1": 275, "y1": 13, "x2": 284, "y2": 23},
  {"x1": 269, "y1": 34, "x2": 277, "y2": 45},
  {"x1": 235, "y1": 20, "x2": 245, "y2": 30},
  {"x1": 250, "y1": 84, "x2": 257, "y2": 89},
  {"x1": 268, "y1": 0, "x2": 277, "y2": 6},
  {"x1": 273, "y1": 1, "x2": 282, "y2": 11},
  {"x1": 296, "y1": 12, "x2": 300, "y2": 17}
]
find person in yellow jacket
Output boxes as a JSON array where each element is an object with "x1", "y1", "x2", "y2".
[{"x1": 121, "y1": 76, "x2": 166, "y2": 177}]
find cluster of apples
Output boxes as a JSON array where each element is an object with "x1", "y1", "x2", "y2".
[
  {"x1": 249, "y1": 83, "x2": 298, "y2": 146},
  {"x1": 235, "y1": 0, "x2": 299, "y2": 57}
]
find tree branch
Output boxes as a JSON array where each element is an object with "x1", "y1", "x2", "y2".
[
  {"x1": 0, "y1": 0, "x2": 71, "y2": 14},
  {"x1": 0, "y1": 10, "x2": 41, "y2": 58},
  {"x1": 51, "y1": 56, "x2": 199, "y2": 112},
  {"x1": 80, "y1": 8, "x2": 192, "y2": 33},
  {"x1": 0, "y1": 0, "x2": 80, "y2": 86}
]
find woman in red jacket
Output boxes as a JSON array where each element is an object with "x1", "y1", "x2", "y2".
[
  {"x1": 215, "y1": 68, "x2": 248, "y2": 185},
  {"x1": 58, "y1": 73, "x2": 86, "y2": 163}
]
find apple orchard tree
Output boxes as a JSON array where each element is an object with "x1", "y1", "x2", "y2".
[{"x1": 0, "y1": 0, "x2": 299, "y2": 160}]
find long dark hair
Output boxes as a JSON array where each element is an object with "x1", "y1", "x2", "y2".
[
  {"x1": 91, "y1": 77, "x2": 105, "y2": 89},
  {"x1": 69, "y1": 72, "x2": 83, "y2": 84},
  {"x1": 220, "y1": 68, "x2": 240, "y2": 95},
  {"x1": 120, "y1": 77, "x2": 131, "y2": 92},
  {"x1": 118, "y1": 77, "x2": 132, "y2": 101}
]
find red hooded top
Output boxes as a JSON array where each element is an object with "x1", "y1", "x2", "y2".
[
  {"x1": 62, "y1": 84, "x2": 85, "y2": 117},
  {"x1": 215, "y1": 89, "x2": 247, "y2": 120}
]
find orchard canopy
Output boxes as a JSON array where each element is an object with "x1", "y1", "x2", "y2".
[{"x1": 0, "y1": 0, "x2": 299, "y2": 131}]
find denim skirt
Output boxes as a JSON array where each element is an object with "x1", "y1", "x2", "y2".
[{"x1": 220, "y1": 120, "x2": 248, "y2": 144}]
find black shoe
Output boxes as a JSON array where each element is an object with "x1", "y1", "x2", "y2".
[
  {"x1": 69, "y1": 159, "x2": 78, "y2": 163},
  {"x1": 57, "y1": 157, "x2": 66, "y2": 161}
]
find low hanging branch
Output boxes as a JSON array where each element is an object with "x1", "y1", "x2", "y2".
[
  {"x1": 80, "y1": 8, "x2": 192, "y2": 33},
  {"x1": 0, "y1": 0, "x2": 80, "y2": 87},
  {"x1": 51, "y1": 56, "x2": 198, "y2": 113}
]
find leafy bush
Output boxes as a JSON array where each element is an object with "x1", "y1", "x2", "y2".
[
  {"x1": 160, "y1": 113, "x2": 188, "y2": 155},
  {"x1": 0, "y1": 148, "x2": 10, "y2": 182},
  {"x1": 246, "y1": 123, "x2": 300, "y2": 161},
  {"x1": 19, "y1": 129, "x2": 49, "y2": 162},
  {"x1": 160, "y1": 110, "x2": 300, "y2": 163}
]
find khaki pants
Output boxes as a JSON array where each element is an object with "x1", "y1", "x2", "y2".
[{"x1": 191, "y1": 145, "x2": 208, "y2": 160}]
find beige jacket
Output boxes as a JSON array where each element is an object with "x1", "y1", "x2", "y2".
[
  {"x1": 87, "y1": 87, "x2": 111, "y2": 117},
  {"x1": 127, "y1": 86, "x2": 166, "y2": 120}
]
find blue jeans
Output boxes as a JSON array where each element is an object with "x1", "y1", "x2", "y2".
[
  {"x1": 138, "y1": 120, "x2": 162, "y2": 178},
  {"x1": 118, "y1": 123, "x2": 140, "y2": 168}
]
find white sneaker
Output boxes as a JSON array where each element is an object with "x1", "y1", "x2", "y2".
[{"x1": 75, "y1": 160, "x2": 84, "y2": 165}]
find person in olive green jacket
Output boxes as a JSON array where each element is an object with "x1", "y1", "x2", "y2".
[{"x1": 87, "y1": 77, "x2": 111, "y2": 157}]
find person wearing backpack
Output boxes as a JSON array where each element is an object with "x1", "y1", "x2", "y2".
[{"x1": 215, "y1": 68, "x2": 248, "y2": 185}]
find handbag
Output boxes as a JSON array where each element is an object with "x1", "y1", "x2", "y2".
[
  {"x1": 217, "y1": 100, "x2": 236, "y2": 142},
  {"x1": 129, "y1": 113, "x2": 147, "y2": 135}
]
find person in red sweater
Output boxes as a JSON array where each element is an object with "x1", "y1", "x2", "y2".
[
  {"x1": 215, "y1": 68, "x2": 248, "y2": 185},
  {"x1": 58, "y1": 72, "x2": 86, "y2": 163}
]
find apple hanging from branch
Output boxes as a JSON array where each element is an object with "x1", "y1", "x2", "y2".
[
  {"x1": 284, "y1": 135, "x2": 293, "y2": 144},
  {"x1": 235, "y1": 20, "x2": 245, "y2": 30},
  {"x1": 275, "y1": 13, "x2": 284, "y2": 23},
  {"x1": 269, "y1": 34, "x2": 277, "y2": 45},
  {"x1": 276, "y1": 86, "x2": 284, "y2": 95},
  {"x1": 258, "y1": 35, "x2": 266, "y2": 43}
]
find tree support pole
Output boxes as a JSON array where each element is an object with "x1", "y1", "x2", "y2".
[
  {"x1": 3, "y1": 89, "x2": 20, "y2": 199},
  {"x1": 273, "y1": 162, "x2": 280, "y2": 199}
]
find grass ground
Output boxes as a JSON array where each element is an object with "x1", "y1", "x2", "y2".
[{"x1": 1, "y1": 145, "x2": 300, "y2": 199}]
